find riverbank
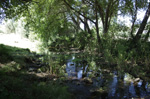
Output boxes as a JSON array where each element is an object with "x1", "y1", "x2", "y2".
[
  {"x1": 0, "y1": 44, "x2": 71, "y2": 99},
  {"x1": 1, "y1": 44, "x2": 150, "y2": 99}
]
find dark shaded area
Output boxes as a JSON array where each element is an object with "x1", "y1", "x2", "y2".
[
  {"x1": 64, "y1": 55, "x2": 150, "y2": 99},
  {"x1": 0, "y1": 44, "x2": 71, "y2": 99}
]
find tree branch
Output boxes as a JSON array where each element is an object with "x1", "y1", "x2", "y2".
[
  {"x1": 134, "y1": 2, "x2": 150, "y2": 41},
  {"x1": 63, "y1": 0, "x2": 95, "y2": 24},
  {"x1": 144, "y1": 28, "x2": 150, "y2": 42}
]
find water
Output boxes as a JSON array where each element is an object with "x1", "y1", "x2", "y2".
[
  {"x1": 66, "y1": 56, "x2": 88, "y2": 79},
  {"x1": 65, "y1": 55, "x2": 150, "y2": 98},
  {"x1": 108, "y1": 72, "x2": 118, "y2": 98}
]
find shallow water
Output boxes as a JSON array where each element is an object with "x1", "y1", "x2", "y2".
[{"x1": 65, "y1": 55, "x2": 150, "y2": 98}]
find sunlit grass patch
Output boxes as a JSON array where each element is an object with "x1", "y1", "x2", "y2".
[{"x1": 0, "y1": 61, "x2": 21, "y2": 74}]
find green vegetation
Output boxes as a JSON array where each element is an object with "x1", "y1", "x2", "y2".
[
  {"x1": 0, "y1": 71, "x2": 71, "y2": 99},
  {"x1": 0, "y1": 0, "x2": 150, "y2": 98},
  {"x1": 0, "y1": 44, "x2": 12, "y2": 63},
  {"x1": 0, "y1": 45, "x2": 71, "y2": 99}
]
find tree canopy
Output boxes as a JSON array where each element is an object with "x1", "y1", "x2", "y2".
[
  {"x1": 0, "y1": 0, "x2": 150, "y2": 49},
  {"x1": 1, "y1": 1, "x2": 150, "y2": 98}
]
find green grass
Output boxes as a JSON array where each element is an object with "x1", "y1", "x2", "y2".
[
  {"x1": 0, "y1": 44, "x2": 71, "y2": 99},
  {"x1": 0, "y1": 72, "x2": 71, "y2": 99}
]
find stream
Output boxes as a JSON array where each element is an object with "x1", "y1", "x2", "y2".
[{"x1": 65, "y1": 55, "x2": 150, "y2": 99}]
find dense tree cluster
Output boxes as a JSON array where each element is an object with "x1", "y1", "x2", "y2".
[{"x1": 0, "y1": 0, "x2": 150, "y2": 50}]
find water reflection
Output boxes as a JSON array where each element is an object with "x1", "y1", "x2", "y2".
[
  {"x1": 66, "y1": 56, "x2": 88, "y2": 79},
  {"x1": 145, "y1": 82, "x2": 150, "y2": 92},
  {"x1": 108, "y1": 72, "x2": 118, "y2": 97},
  {"x1": 77, "y1": 70, "x2": 83, "y2": 79},
  {"x1": 66, "y1": 60, "x2": 76, "y2": 77},
  {"x1": 65, "y1": 56, "x2": 150, "y2": 98},
  {"x1": 129, "y1": 82, "x2": 136, "y2": 97}
]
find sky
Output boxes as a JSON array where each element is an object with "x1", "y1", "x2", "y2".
[
  {"x1": 79, "y1": 9, "x2": 149, "y2": 30},
  {"x1": 117, "y1": 9, "x2": 149, "y2": 27}
]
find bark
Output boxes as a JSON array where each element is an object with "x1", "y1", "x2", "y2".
[
  {"x1": 97, "y1": 2, "x2": 104, "y2": 26},
  {"x1": 95, "y1": 16, "x2": 101, "y2": 45},
  {"x1": 130, "y1": 0, "x2": 138, "y2": 38},
  {"x1": 130, "y1": 14, "x2": 137, "y2": 38},
  {"x1": 103, "y1": 1, "x2": 111, "y2": 34},
  {"x1": 144, "y1": 29, "x2": 150, "y2": 42},
  {"x1": 71, "y1": 16, "x2": 80, "y2": 29},
  {"x1": 84, "y1": 20, "x2": 92, "y2": 36},
  {"x1": 63, "y1": 0, "x2": 93, "y2": 36},
  {"x1": 82, "y1": 0, "x2": 87, "y2": 32},
  {"x1": 63, "y1": 0, "x2": 95, "y2": 23},
  {"x1": 130, "y1": 7, "x2": 137, "y2": 38},
  {"x1": 95, "y1": 0, "x2": 101, "y2": 45},
  {"x1": 77, "y1": 15, "x2": 92, "y2": 35},
  {"x1": 97, "y1": 0, "x2": 118, "y2": 34},
  {"x1": 134, "y1": 3, "x2": 150, "y2": 42}
]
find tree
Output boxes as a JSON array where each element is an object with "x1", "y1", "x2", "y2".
[
  {"x1": 0, "y1": 0, "x2": 32, "y2": 20},
  {"x1": 119, "y1": 0, "x2": 148, "y2": 39},
  {"x1": 63, "y1": 0, "x2": 119, "y2": 46},
  {"x1": 97, "y1": 0, "x2": 119, "y2": 34},
  {"x1": 2, "y1": 0, "x2": 148, "y2": 51},
  {"x1": 22, "y1": 0, "x2": 77, "y2": 48},
  {"x1": 134, "y1": 2, "x2": 150, "y2": 42},
  {"x1": 144, "y1": 28, "x2": 150, "y2": 41}
]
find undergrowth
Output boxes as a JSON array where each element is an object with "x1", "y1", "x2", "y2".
[{"x1": 0, "y1": 44, "x2": 71, "y2": 99}]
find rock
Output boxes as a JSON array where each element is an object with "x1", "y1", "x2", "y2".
[
  {"x1": 134, "y1": 78, "x2": 142, "y2": 85},
  {"x1": 28, "y1": 67, "x2": 37, "y2": 72},
  {"x1": 70, "y1": 63, "x2": 75, "y2": 66},
  {"x1": 134, "y1": 78, "x2": 140, "y2": 82},
  {"x1": 82, "y1": 78, "x2": 93, "y2": 85},
  {"x1": 90, "y1": 90, "x2": 108, "y2": 99}
]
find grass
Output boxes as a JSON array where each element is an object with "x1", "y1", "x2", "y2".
[
  {"x1": 0, "y1": 72, "x2": 71, "y2": 99},
  {"x1": 0, "y1": 44, "x2": 71, "y2": 99}
]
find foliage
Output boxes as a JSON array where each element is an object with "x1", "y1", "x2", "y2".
[
  {"x1": 40, "y1": 52, "x2": 67, "y2": 75},
  {"x1": 3, "y1": 19, "x2": 30, "y2": 38},
  {"x1": 1, "y1": 0, "x2": 150, "y2": 85},
  {"x1": 0, "y1": 0, "x2": 31, "y2": 20},
  {"x1": 1, "y1": 0, "x2": 150, "y2": 46},
  {"x1": 0, "y1": 44, "x2": 12, "y2": 63},
  {"x1": 4, "y1": 19, "x2": 16, "y2": 33},
  {"x1": 0, "y1": 44, "x2": 71, "y2": 99},
  {"x1": 0, "y1": 70, "x2": 71, "y2": 99}
]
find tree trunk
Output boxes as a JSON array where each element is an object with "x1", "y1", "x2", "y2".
[
  {"x1": 144, "y1": 29, "x2": 150, "y2": 42},
  {"x1": 95, "y1": 0, "x2": 101, "y2": 45},
  {"x1": 71, "y1": 16, "x2": 80, "y2": 30},
  {"x1": 130, "y1": 8, "x2": 137, "y2": 38},
  {"x1": 103, "y1": 2, "x2": 110, "y2": 34},
  {"x1": 134, "y1": 3, "x2": 150, "y2": 42},
  {"x1": 96, "y1": 20, "x2": 101, "y2": 45},
  {"x1": 103, "y1": 23, "x2": 109, "y2": 34},
  {"x1": 130, "y1": 16, "x2": 136, "y2": 38}
]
